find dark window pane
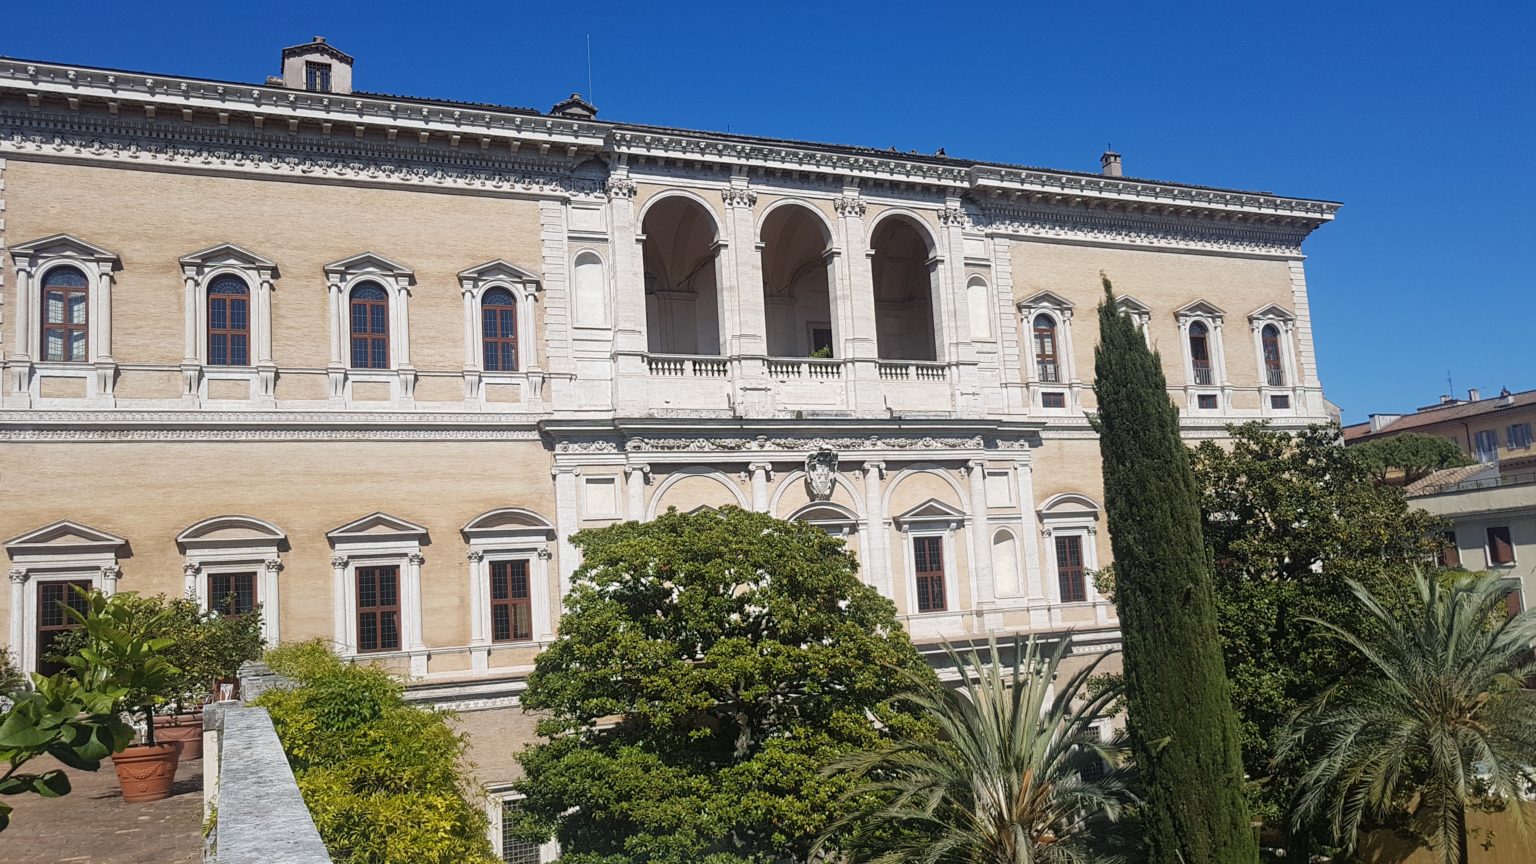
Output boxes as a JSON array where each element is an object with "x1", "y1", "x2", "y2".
[
  {"x1": 489, "y1": 559, "x2": 534, "y2": 643},
  {"x1": 1056, "y1": 535, "x2": 1086, "y2": 602}
]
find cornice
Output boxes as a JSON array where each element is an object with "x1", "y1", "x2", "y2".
[
  {"x1": 0, "y1": 410, "x2": 546, "y2": 441},
  {"x1": 975, "y1": 201, "x2": 1315, "y2": 259}
]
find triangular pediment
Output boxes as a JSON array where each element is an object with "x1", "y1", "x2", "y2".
[
  {"x1": 1018, "y1": 290, "x2": 1074, "y2": 311},
  {"x1": 6, "y1": 520, "x2": 127, "y2": 554},
  {"x1": 9, "y1": 233, "x2": 118, "y2": 264},
  {"x1": 323, "y1": 252, "x2": 413, "y2": 278},
  {"x1": 458, "y1": 259, "x2": 540, "y2": 284},
  {"x1": 893, "y1": 498, "x2": 967, "y2": 524},
  {"x1": 176, "y1": 515, "x2": 286, "y2": 550},
  {"x1": 1115, "y1": 294, "x2": 1152, "y2": 314},
  {"x1": 327, "y1": 512, "x2": 428, "y2": 541},
  {"x1": 686, "y1": 505, "x2": 723, "y2": 517},
  {"x1": 1175, "y1": 299, "x2": 1225, "y2": 319},
  {"x1": 179, "y1": 243, "x2": 278, "y2": 272},
  {"x1": 1248, "y1": 303, "x2": 1295, "y2": 322}
]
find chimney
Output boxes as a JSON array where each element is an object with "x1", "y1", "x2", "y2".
[
  {"x1": 550, "y1": 93, "x2": 598, "y2": 120},
  {"x1": 1469, "y1": 387, "x2": 1481, "y2": 402},
  {"x1": 1100, "y1": 150, "x2": 1123, "y2": 177},
  {"x1": 279, "y1": 36, "x2": 354, "y2": 94},
  {"x1": 1440, "y1": 394, "x2": 1456, "y2": 405},
  {"x1": 1369, "y1": 414, "x2": 1402, "y2": 433}
]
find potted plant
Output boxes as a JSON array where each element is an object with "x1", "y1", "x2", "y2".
[
  {"x1": 61, "y1": 590, "x2": 184, "y2": 803},
  {"x1": 155, "y1": 602, "x2": 265, "y2": 759}
]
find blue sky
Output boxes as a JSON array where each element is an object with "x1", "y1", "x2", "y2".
[{"x1": 5, "y1": 1, "x2": 1532, "y2": 422}]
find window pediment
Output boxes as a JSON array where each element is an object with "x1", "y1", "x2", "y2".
[
  {"x1": 461, "y1": 507, "x2": 555, "y2": 544},
  {"x1": 176, "y1": 515, "x2": 286, "y2": 552},
  {"x1": 1039, "y1": 492, "x2": 1101, "y2": 526},
  {"x1": 10, "y1": 233, "x2": 119, "y2": 268},
  {"x1": 324, "y1": 252, "x2": 414, "y2": 282},
  {"x1": 6, "y1": 520, "x2": 127, "y2": 559},
  {"x1": 893, "y1": 498, "x2": 967, "y2": 526},
  {"x1": 179, "y1": 243, "x2": 278, "y2": 277},
  {"x1": 1174, "y1": 299, "x2": 1225, "y2": 322},
  {"x1": 1247, "y1": 303, "x2": 1295, "y2": 323},
  {"x1": 458, "y1": 259, "x2": 540, "y2": 287},
  {"x1": 1018, "y1": 290, "x2": 1074, "y2": 313},
  {"x1": 327, "y1": 512, "x2": 429, "y2": 543},
  {"x1": 1115, "y1": 294, "x2": 1152, "y2": 315}
]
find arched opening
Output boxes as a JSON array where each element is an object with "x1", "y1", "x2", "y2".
[
  {"x1": 1261, "y1": 324, "x2": 1284, "y2": 386},
  {"x1": 41, "y1": 266, "x2": 89, "y2": 363},
  {"x1": 481, "y1": 287, "x2": 518, "y2": 372},
  {"x1": 992, "y1": 529, "x2": 1021, "y2": 597},
  {"x1": 1188, "y1": 321, "x2": 1213, "y2": 385},
  {"x1": 870, "y1": 215, "x2": 937, "y2": 361},
  {"x1": 349, "y1": 281, "x2": 390, "y2": 369},
  {"x1": 966, "y1": 275, "x2": 992, "y2": 340},
  {"x1": 759, "y1": 204, "x2": 835, "y2": 358},
  {"x1": 1032, "y1": 314, "x2": 1060, "y2": 382},
  {"x1": 207, "y1": 274, "x2": 251, "y2": 366},
  {"x1": 642, "y1": 196, "x2": 721, "y2": 355}
]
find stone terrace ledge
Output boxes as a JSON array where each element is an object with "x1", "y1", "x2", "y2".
[{"x1": 204, "y1": 702, "x2": 331, "y2": 864}]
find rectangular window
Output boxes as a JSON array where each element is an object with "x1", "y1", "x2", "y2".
[
  {"x1": 1041, "y1": 391, "x2": 1066, "y2": 409},
  {"x1": 208, "y1": 571, "x2": 257, "y2": 617},
  {"x1": 36, "y1": 580, "x2": 91, "y2": 676},
  {"x1": 810, "y1": 326, "x2": 834, "y2": 356},
  {"x1": 1509, "y1": 423, "x2": 1533, "y2": 450},
  {"x1": 1055, "y1": 534, "x2": 1087, "y2": 602},
  {"x1": 1487, "y1": 526, "x2": 1515, "y2": 566},
  {"x1": 1270, "y1": 394, "x2": 1291, "y2": 410},
  {"x1": 1435, "y1": 531, "x2": 1461, "y2": 568},
  {"x1": 489, "y1": 560, "x2": 533, "y2": 643},
  {"x1": 356, "y1": 565, "x2": 401, "y2": 652},
  {"x1": 1474, "y1": 429, "x2": 1499, "y2": 463},
  {"x1": 501, "y1": 799, "x2": 540, "y2": 864},
  {"x1": 305, "y1": 61, "x2": 332, "y2": 92},
  {"x1": 912, "y1": 536, "x2": 946, "y2": 613},
  {"x1": 1197, "y1": 394, "x2": 1219, "y2": 410}
]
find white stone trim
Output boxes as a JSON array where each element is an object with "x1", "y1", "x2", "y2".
[
  {"x1": 1248, "y1": 304, "x2": 1302, "y2": 417},
  {"x1": 5, "y1": 519, "x2": 126, "y2": 674},
  {"x1": 175, "y1": 514, "x2": 285, "y2": 643},
  {"x1": 458, "y1": 259, "x2": 543, "y2": 405},
  {"x1": 1016, "y1": 292, "x2": 1078, "y2": 413},
  {"x1": 486, "y1": 789, "x2": 560, "y2": 863},
  {"x1": 1174, "y1": 300, "x2": 1229, "y2": 412},
  {"x1": 8, "y1": 233, "x2": 119, "y2": 404},
  {"x1": 178, "y1": 243, "x2": 279, "y2": 402},
  {"x1": 325, "y1": 512, "x2": 428, "y2": 675},
  {"x1": 323, "y1": 252, "x2": 416, "y2": 405}
]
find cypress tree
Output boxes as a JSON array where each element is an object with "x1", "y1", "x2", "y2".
[{"x1": 1092, "y1": 276, "x2": 1257, "y2": 864}]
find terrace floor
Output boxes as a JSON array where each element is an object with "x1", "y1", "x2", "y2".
[{"x1": 3, "y1": 753, "x2": 204, "y2": 863}]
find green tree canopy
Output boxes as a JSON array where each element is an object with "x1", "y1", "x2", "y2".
[
  {"x1": 510, "y1": 507, "x2": 934, "y2": 864},
  {"x1": 1092, "y1": 277, "x2": 1257, "y2": 864},
  {"x1": 1350, "y1": 432, "x2": 1471, "y2": 486},
  {"x1": 1189, "y1": 423, "x2": 1445, "y2": 836}
]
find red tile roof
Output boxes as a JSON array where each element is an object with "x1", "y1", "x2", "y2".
[{"x1": 1349, "y1": 388, "x2": 1536, "y2": 441}]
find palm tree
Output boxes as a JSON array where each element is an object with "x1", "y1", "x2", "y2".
[
  {"x1": 819, "y1": 636, "x2": 1135, "y2": 864},
  {"x1": 1279, "y1": 570, "x2": 1536, "y2": 864}
]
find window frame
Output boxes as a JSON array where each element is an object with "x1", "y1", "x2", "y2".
[
  {"x1": 1037, "y1": 493, "x2": 1103, "y2": 608},
  {"x1": 326, "y1": 512, "x2": 428, "y2": 674},
  {"x1": 487, "y1": 558, "x2": 534, "y2": 644},
  {"x1": 912, "y1": 534, "x2": 947, "y2": 613},
  {"x1": 304, "y1": 61, "x2": 333, "y2": 93},
  {"x1": 462, "y1": 508, "x2": 557, "y2": 671},
  {"x1": 354, "y1": 564, "x2": 403, "y2": 653},
  {"x1": 1054, "y1": 533, "x2": 1088, "y2": 603},
  {"x1": 38, "y1": 265, "x2": 90, "y2": 364},
  {"x1": 34, "y1": 578, "x2": 93, "y2": 677},
  {"x1": 1175, "y1": 301, "x2": 1227, "y2": 410},
  {"x1": 178, "y1": 243, "x2": 279, "y2": 400},
  {"x1": 892, "y1": 498, "x2": 965, "y2": 621},
  {"x1": 1017, "y1": 292, "x2": 1077, "y2": 413},
  {"x1": 1509, "y1": 422, "x2": 1533, "y2": 451},
  {"x1": 206, "y1": 274, "x2": 253, "y2": 368},
  {"x1": 1486, "y1": 525, "x2": 1516, "y2": 567},
  {"x1": 348, "y1": 282, "x2": 393, "y2": 371},
  {"x1": 1474, "y1": 429, "x2": 1500, "y2": 464},
  {"x1": 486, "y1": 789, "x2": 558, "y2": 863},
  {"x1": 324, "y1": 253, "x2": 417, "y2": 404},
  {"x1": 458, "y1": 260, "x2": 542, "y2": 403},
  {"x1": 480, "y1": 287, "x2": 520, "y2": 373},
  {"x1": 5, "y1": 520, "x2": 125, "y2": 675},
  {"x1": 9, "y1": 234, "x2": 120, "y2": 402},
  {"x1": 177, "y1": 515, "x2": 285, "y2": 644},
  {"x1": 207, "y1": 569, "x2": 259, "y2": 618}
]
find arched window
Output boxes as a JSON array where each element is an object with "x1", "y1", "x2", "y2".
[
  {"x1": 207, "y1": 274, "x2": 251, "y2": 366},
  {"x1": 1261, "y1": 324, "x2": 1284, "y2": 386},
  {"x1": 349, "y1": 282, "x2": 390, "y2": 369},
  {"x1": 1033, "y1": 314, "x2": 1059, "y2": 383},
  {"x1": 481, "y1": 287, "x2": 518, "y2": 372},
  {"x1": 1189, "y1": 321, "x2": 1213, "y2": 385},
  {"x1": 41, "y1": 266, "x2": 89, "y2": 363}
]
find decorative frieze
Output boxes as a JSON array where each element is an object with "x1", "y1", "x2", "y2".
[
  {"x1": 833, "y1": 195, "x2": 866, "y2": 218},
  {"x1": 720, "y1": 186, "x2": 757, "y2": 209},
  {"x1": 975, "y1": 202, "x2": 1312, "y2": 258}
]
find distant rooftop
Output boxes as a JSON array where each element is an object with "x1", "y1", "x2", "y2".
[{"x1": 1344, "y1": 386, "x2": 1536, "y2": 443}]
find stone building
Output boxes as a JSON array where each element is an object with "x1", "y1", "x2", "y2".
[{"x1": 0, "y1": 38, "x2": 1338, "y2": 858}]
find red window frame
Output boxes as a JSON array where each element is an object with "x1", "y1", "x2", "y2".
[
  {"x1": 208, "y1": 571, "x2": 258, "y2": 617},
  {"x1": 913, "y1": 535, "x2": 946, "y2": 613},
  {"x1": 349, "y1": 283, "x2": 390, "y2": 370},
  {"x1": 1261, "y1": 324, "x2": 1285, "y2": 386},
  {"x1": 1033, "y1": 314, "x2": 1060, "y2": 383},
  {"x1": 40, "y1": 266, "x2": 89, "y2": 363},
  {"x1": 355, "y1": 565, "x2": 401, "y2": 652},
  {"x1": 1056, "y1": 534, "x2": 1087, "y2": 602},
  {"x1": 481, "y1": 288, "x2": 519, "y2": 372},
  {"x1": 36, "y1": 580, "x2": 91, "y2": 676},
  {"x1": 1189, "y1": 322, "x2": 1213, "y2": 385},
  {"x1": 207, "y1": 275, "x2": 251, "y2": 366},
  {"x1": 489, "y1": 559, "x2": 533, "y2": 642}
]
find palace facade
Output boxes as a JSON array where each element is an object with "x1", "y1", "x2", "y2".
[{"x1": 0, "y1": 38, "x2": 1338, "y2": 853}]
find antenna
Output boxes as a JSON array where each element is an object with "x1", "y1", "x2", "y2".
[
  {"x1": 586, "y1": 34, "x2": 594, "y2": 104},
  {"x1": 1446, "y1": 369, "x2": 1454, "y2": 398}
]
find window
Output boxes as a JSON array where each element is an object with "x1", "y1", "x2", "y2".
[
  {"x1": 1270, "y1": 394, "x2": 1291, "y2": 410},
  {"x1": 1475, "y1": 430, "x2": 1499, "y2": 463},
  {"x1": 36, "y1": 580, "x2": 90, "y2": 677},
  {"x1": 350, "y1": 282, "x2": 391, "y2": 369},
  {"x1": 489, "y1": 560, "x2": 533, "y2": 643},
  {"x1": 1041, "y1": 391, "x2": 1066, "y2": 409},
  {"x1": 208, "y1": 571, "x2": 257, "y2": 617},
  {"x1": 207, "y1": 274, "x2": 251, "y2": 366},
  {"x1": 1261, "y1": 324, "x2": 1285, "y2": 386},
  {"x1": 1189, "y1": 322, "x2": 1213, "y2": 386},
  {"x1": 1197, "y1": 394, "x2": 1219, "y2": 410},
  {"x1": 305, "y1": 61, "x2": 332, "y2": 92},
  {"x1": 1056, "y1": 535, "x2": 1087, "y2": 602},
  {"x1": 913, "y1": 536, "x2": 946, "y2": 612},
  {"x1": 1436, "y1": 531, "x2": 1461, "y2": 568},
  {"x1": 40, "y1": 266, "x2": 89, "y2": 363},
  {"x1": 1033, "y1": 315, "x2": 1060, "y2": 383},
  {"x1": 356, "y1": 565, "x2": 401, "y2": 652},
  {"x1": 810, "y1": 326, "x2": 834, "y2": 357},
  {"x1": 1487, "y1": 526, "x2": 1515, "y2": 566},
  {"x1": 1510, "y1": 423, "x2": 1533, "y2": 450},
  {"x1": 501, "y1": 799, "x2": 541, "y2": 864},
  {"x1": 482, "y1": 288, "x2": 518, "y2": 372}
]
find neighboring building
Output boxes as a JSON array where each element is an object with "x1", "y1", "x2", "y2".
[
  {"x1": 1344, "y1": 388, "x2": 1536, "y2": 615},
  {"x1": 0, "y1": 39, "x2": 1338, "y2": 858}
]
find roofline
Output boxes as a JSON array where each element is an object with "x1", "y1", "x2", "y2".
[{"x1": 0, "y1": 54, "x2": 1342, "y2": 220}]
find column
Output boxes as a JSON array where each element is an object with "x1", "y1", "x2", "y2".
[
  {"x1": 748, "y1": 462, "x2": 773, "y2": 512},
  {"x1": 257, "y1": 276, "x2": 277, "y2": 399},
  {"x1": 93, "y1": 267, "x2": 113, "y2": 362},
  {"x1": 8, "y1": 569, "x2": 27, "y2": 665},
  {"x1": 861, "y1": 461, "x2": 890, "y2": 598},
  {"x1": 326, "y1": 281, "x2": 346, "y2": 398},
  {"x1": 405, "y1": 552, "x2": 426, "y2": 676},
  {"x1": 460, "y1": 286, "x2": 481, "y2": 401},
  {"x1": 721, "y1": 178, "x2": 765, "y2": 358},
  {"x1": 835, "y1": 191, "x2": 881, "y2": 413},
  {"x1": 183, "y1": 562, "x2": 200, "y2": 603},
  {"x1": 1213, "y1": 317, "x2": 1232, "y2": 410},
  {"x1": 395, "y1": 285, "x2": 416, "y2": 400},
  {"x1": 607, "y1": 173, "x2": 645, "y2": 354},
  {"x1": 626, "y1": 463, "x2": 650, "y2": 521},
  {"x1": 262, "y1": 558, "x2": 282, "y2": 644},
  {"x1": 966, "y1": 460, "x2": 994, "y2": 606},
  {"x1": 467, "y1": 550, "x2": 488, "y2": 672},
  {"x1": 534, "y1": 546, "x2": 554, "y2": 641},
  {"x1": 1060, "y1": 309, "x2": 1082, "y2": 410},
  {"x1": 181, "y1": 274, "x2": 199, "y2": 362},
  {"x1": 330, "y1": 555, "x2": 349, "y2": 651},
  {"x1": 552, "y1": 466, "x2": 582, "y2": 593},
  {"x1": 14, "y1": 265, "x2": 33, "y2": 360},
  {"x1": 100, "y1": 564, "x2": 120, "y2": 596},
  {"x1": 1014, "y1": 461, "x2": 1044, "y2": 601}
]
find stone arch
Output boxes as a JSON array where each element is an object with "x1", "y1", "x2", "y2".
[
  {"x1": 641, "y1": 194, "x2": 723, "y2": 355},
  {"x1": 759, "y1": 201, "x2": 837, "y2": 358},
  {"x1": 869, "y1": 212, "x2": 939, "y2": 361},
  {"x1": 646, "y1": 467, "x2": 749, "y2": 519}
]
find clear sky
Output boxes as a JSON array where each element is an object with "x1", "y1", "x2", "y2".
[{"x1": 4, "y1": 1, "x2": 1532, "y2": 422}]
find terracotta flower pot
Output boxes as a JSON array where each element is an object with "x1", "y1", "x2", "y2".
[
  {"x1": 111, "y1": 741, "x2": 182, "y2": 803},
  {"x1": 153, "y1": 713, "x2": 204, "y2": 761}
]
